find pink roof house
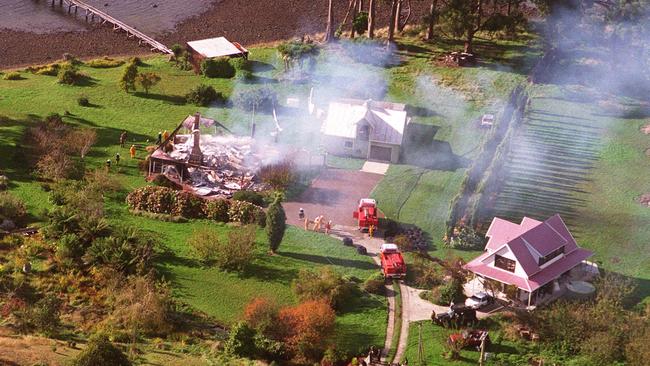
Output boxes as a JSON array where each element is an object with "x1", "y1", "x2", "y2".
[{"x1": 464, "y1": 214, "x2": 593, "y2": 307}]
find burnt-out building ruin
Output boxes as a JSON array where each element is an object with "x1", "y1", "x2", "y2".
[{"x1": 148, "y1": 113, "x2": 279, "y2": 197}]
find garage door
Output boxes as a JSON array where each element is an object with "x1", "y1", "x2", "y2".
[{"x1": 369, "y1": 145, "x2": 392, "y2": 162}]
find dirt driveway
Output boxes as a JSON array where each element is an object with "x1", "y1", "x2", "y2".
[{"x1": 283, "y1": 168, "x2": 383, "y2": 228}]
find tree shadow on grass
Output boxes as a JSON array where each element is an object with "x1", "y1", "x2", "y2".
[
  {"x1": 237, "y1": 260, "x2": 299, "y2": 284},
  {"x1": 280, "y1": 251, "x2": 377, "y2": 271},
  {"x1": 133, "y1": 92, "x2": 186, "y2": 105},
  {"x1": 402, "y1": 123, "x2": 471, "y2": 171},
  {"x1": 246, "y1": 60, "x2": 276, "y2": 73}
]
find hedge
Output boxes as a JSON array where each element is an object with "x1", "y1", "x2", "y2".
[{"x1": 126, "y1": 186, "x2": 264, "y2": 225}]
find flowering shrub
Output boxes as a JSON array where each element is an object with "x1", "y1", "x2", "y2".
[
  {"x1": 228, "y1": 200, "x2": 265, "y2": 226},
  {"x1": 203, "y1": 199, "x2": 230, "y2": 222},
  {"x1": 127, "y1": 186, "x2": 264, "y2": 225}
]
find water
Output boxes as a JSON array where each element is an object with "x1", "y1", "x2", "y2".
[{"x1": 0, "y1": 0, "x2": 215, "y2": 35}]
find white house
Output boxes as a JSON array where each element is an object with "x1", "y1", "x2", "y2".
[{"x1": 320, "y1": 99, "x2": 410, "y2": 163}]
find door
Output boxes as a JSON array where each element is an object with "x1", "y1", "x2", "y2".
[{"x1": 369, "y1": 145, "x2": 392, "y2": 162}]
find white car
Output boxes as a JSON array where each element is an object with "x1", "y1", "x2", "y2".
[
  {"x1": 465, "y1": 292, "x2": 492, "y2": 309},
  {"x1": 480, "y1": 114, "x2": 495, "y2": 127}
]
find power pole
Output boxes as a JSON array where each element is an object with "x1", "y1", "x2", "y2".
[
  {"x1": 418, "y1": 322, "x2": 424, "y2": 365},
  {"x1": 479, "y1": 331, "x2": 488, "y2": 366}
]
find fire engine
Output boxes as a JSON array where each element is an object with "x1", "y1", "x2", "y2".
[
  {"x1": 352, "y1": 198, "x2": 379, "y2": 231},
  {"x1": 379, "y1": 243, "x2": 406, "y2": 278}
]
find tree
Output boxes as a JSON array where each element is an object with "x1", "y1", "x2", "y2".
[
  {"x1": 119, "y1": 61, "x2": 138, "y2": 92},
  {"x1": 388, "y1": 0, "x2": 399, "y2": 43},
  {"x1": 440, "y1": 0, "x2": 485, "y2": 53},
  {"x1": 69, "y1": 128, "x2": 97, "y2": 159},
  {"x1": 368, "y1": 0, "x2": 376, "y2": 38},
  {"x1": 325, "y1": 0, "x2": 336, "y2": 42},
  {"x1": 278, "y1": 299, "x2": 336, "y2": 363},
  {"x1": 135, "y1": 72, "x2": 161, "y2": 94},
  {"x1": 427, "y1": 0, "x2": 439, "y2": 40},
  {"x1": 266, "y1": 194, "x2": 286, "y2": 254}
]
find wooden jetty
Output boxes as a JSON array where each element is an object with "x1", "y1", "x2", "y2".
[{"x1": 49, "y1": 0, "x2": 172, "y2": 54}]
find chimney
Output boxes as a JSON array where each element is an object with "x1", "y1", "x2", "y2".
[{"x1": 188, "y1": 112, "x2": 203, "y2": 165}]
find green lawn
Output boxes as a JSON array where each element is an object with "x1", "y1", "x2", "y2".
[
  {"x1": 487, "y1": 84, "x2": 650, "y2": 299},
  {"x1": 402, "y1": 320, "x2": 528, "y2": 366}
]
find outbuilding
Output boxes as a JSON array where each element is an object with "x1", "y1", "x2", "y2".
[
  {"x1": 321, "y1": 99, "x2": 410, "y2": 163},
  {"x1": 186, "y1": 36, "x2": 249, "y2": 65}
]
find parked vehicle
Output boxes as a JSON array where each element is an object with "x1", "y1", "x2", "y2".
[
  {"x1": 353, "y1": 198, "x2": 379, "y2": 232},
  {"x1": 480, "y1": 114, "x2": 495, "y2": 127},
  {"x1": 432, "y1": 304, "x2": 478, "y2": 327},
  {"x1": 465, "y1": 292, "x2": 493, "y2": 309},
  {"x1": 379, "y1": 243, "x2": 406, "y2": 279}
]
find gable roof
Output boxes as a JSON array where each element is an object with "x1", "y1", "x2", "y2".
[
  {"x1": 321, "y1": 99, "x2": 409, "y2": 145},
  {"x1": 465, "y1": 214, "x2": 593, "y2": 292},
  {"x1": 187, "y1": 37, "x2": 248, "y2": 58}
]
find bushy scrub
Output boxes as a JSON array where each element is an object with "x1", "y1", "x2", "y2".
[
  {"x1": 448, "y1": 225, "x2": 484, "y2": 250},
  {"x1": 201, "y1": 57, "x2": 236, "y2": 78},
  {"x1": 432, "y1": 278, "x2": 465, "y2": 306},
  {"x1": 77, "y1": 96, "x2": 90, "y2": 106},
  {"x1": 362, "y1": 272, "x2": 385, "y2": 295},
  {"x1": 171, "y1": 191, "x2": 203, "y2": 218},
  {"x1": 292, "y1": 267, "x2": 359, "y2": 311},
  {"x1": 87, "y1": 57, "x2": 125, "y2": 68},
  {"x1": 57, "y1": 63, "x2": 84, "y2": 85},
  {"x1": 0, "y1": 192, "x2": 27, "y2": 225},
  {"x1": 27, "y1": 63, "x2": 60, "y2": 76},
  {"x1": 70, "y1": 334, "x2": 131, "y2": 366},
  {"x1": 2, "y1": 72, "x2": 22, "y2": 80},
  {"x1": 185, "y1": 84, "x2": 222, "y2": 106},
  {"x1": 12, "y1": 295, "x2": 62, "y2": 336},
  {"x1": 258, "y1": 160, "x2": 296, "y2": 190}
]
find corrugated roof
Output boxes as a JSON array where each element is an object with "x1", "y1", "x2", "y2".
[
  {"x1": 187, "y1": 37, "x2": 248, "y2": 58},
  {"x1": 321, "y1": 99, "x2": 408, "y2": 145}
]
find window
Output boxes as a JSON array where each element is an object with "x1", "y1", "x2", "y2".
[
  {"x1": 358, "y1": 124, "x2": 370, "y2": 141},
  {"x1": 539, "y1": 246, "x2": 564, "y2": 266},
  {"x1": 344, "y1": 141, "x2": 353, "y2": 148},
  {"x1": 494, "y1": 254, "x2": 516, "y2": 272}
]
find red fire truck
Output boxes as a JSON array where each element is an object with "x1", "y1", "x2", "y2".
[
  {"x1": 352, "y1": 198, "x2": 379, "y2": 231},
  {"x1": 380, "y1": 243, "x2": 406, "y2": 278}
]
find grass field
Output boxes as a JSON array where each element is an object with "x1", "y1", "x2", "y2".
[
  {"x1": 487, "y1": 84, "x2": 650, "y2": 299},
  {"x1": 402, "y1": 320, "x2": 526, "y2": 366},
  {"x1": 0, "y1": 47, "x2": 388, "y2": 355}
]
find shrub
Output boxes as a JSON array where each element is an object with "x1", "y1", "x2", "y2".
[
  {"x1": 266, "y1": 194, "x2": 286, "y2": 254},
  {"x1": 28, "y1": 64, "x2": 60, "y2": 76},
  {"x1": 0, "y1": 192, "x2": 27, "y2": 223},
  {"x1": 233, "y1": 87, "x2": 278, "y2": 112},
  {"x1": 71, "y1": 334, "x2": 131, "y2": 366},
  {"x1": 29, "y1": 295, "x2": 62, "y2": 336},
  {"x1": 277, "y1": 39, "x2": 320, "y2": 72},
  {"x1": 119, "y1": 61, "x2": 138, "y2": 92},
  {"x1": 0, "y1": 175, "x2": 8, "y2": 190},
  {"x1": 2, "y1": 72, "x2": 22, "y2": 80},
  {"x1": 55, "y1": 233, "x2": 85, "y2": 265},
  {"x1": 232, "y1": 190, "x2": 265, "y2": 207},
  {"x1": 448, "y1": 225, "x2": 484, "y2": 250},
  {"x1": 225, "y1": 322, "x2": 257, "y2": 358},
  {"x1": 362, "y1": 272, "x2": 385, "y2": 295},
  {"x1": 258, "y1": 160, "x2": 296, "y2": 190},
  {"x1": 57, "y1": 63, "x2": 83, "y2": 85},
  {"x1": 77, "y1": 96, "x2": 90, "y2": 106},
  {"x1": 171, "y1": 191, "x2": 203, "y2": 218},
  {"x1": 203, "y1": 199, "x2": 230, "y2": 222},
  {"x1": 244, "y1": 297, "x2": 280, "y2": 336},
  {"x1": 222, "y1": 225, "x2": 257, "y2": 271},
  {"x1": 170, "y1": 44, "x2": 184, "y2": 61},
  {"x1": 292, "y1": 267, "x2": 358, "y2": 311},
  {"x1": 230, "y1": 57, "x2": 251, "y2": 71},
  {"x1": 108, "y1": 275, "x2": 172, "y2": 337},
  {"x1": 228, "y1": 200, "x2": 264, "y2": 225},
  {"x1": 187, "y1": 228, "x2": 221, "y2": 265},
  {"x1": 185, "y1": 84, "x2": 220, "y2": 106},
  {"x1": 135, "y1": 72, "x2": 161, "y2": 94},
  {"x1": 83, "y1": 227, "x2": 156, "y2": 275},
  {"x1": 433, "y1": 279, "x2": 465, "y2": 306},
  {"x1": 352, "y1": 12, "x2": 369, "y2": 35},
  {"x1": 201, "y1": 57, "x2": 236, "y2": 78},
  {"x1": 87, "y1": 57, "x2": 125, "y2": 68},
  {"x1": 278, "y1": 299, "x2": 336, "y2": 363}
]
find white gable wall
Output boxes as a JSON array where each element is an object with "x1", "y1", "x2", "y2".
[{"x1": 484, "y1": 246, "x2": 529, "y2": 278}]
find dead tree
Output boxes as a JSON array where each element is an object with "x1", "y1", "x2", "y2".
[
  {"x1": 325, "y1": 0, "x2": 336, "y2": 42},
  {"x1": 395, "y1": 0, "x2": 412, "y2": 32},
  {"x1": 351, "y1": 0, "x2": 358, "y2": 38},
  {"x1": 368, "y1": 0, "x2": 376, "y2": 38}
]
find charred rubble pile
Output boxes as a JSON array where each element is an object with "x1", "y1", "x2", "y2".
[{"x1": 150, "y1": 113, "x2": 278, "y2": 197}]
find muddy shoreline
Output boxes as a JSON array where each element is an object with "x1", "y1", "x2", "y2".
[{"x1": 0, "y1": 0, "x2": 431, "y2": 69}]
